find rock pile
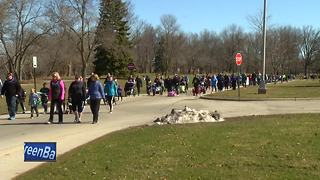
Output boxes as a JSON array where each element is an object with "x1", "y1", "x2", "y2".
[{"x1": 154, "y1": 106, "x2": 224, "y2": 125}]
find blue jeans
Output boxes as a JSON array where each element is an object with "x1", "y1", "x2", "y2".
[{"x1": 6, "y1": 96, "x2": 17, "y2": 118}]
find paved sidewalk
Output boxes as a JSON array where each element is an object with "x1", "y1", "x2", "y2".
[{"x1": 0, "y1": 94, "x2": 319, "y2": 179}]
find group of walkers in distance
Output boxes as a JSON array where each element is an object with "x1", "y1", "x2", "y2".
[
  {"x1": 0, "y1": 71, "x2": 315, "y2": 124},
  {"x1": 121, "y1": 72, "x2": 300, "y2": 97},
  {"x1": 191, "y1": 72, "x2": 297, "y2": 95},
  {"x1": 123, "y1": 74, "x2": 189, "y2": 97}
]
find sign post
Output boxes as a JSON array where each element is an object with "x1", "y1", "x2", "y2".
[
  {"x1": 235, "y1": 53, "x2": 242, "y2": 101},
  {"x1": 33, "y1": 56, "x2": 37, "y2": 91},
  {"x1": 127, "y1": 62, "x2": 135, "y2": 75}
]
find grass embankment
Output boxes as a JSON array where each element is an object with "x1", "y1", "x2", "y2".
[
  {"x1": 207, "y1": 79, "x2": 320, "y2": 100},
  {"x1": 17, "y1": 113, "x2": 320, "y2": 179}
]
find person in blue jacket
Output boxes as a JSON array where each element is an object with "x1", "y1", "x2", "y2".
[
  {"x1": 211, "y1": 74, "x2": 218, "y2": 93},
  {"x1": 104, "y1": 75, "x2": 118, "y2": 113},
  {"x1": 88, "y1": 74, "x2": 105, "y2": 124}
]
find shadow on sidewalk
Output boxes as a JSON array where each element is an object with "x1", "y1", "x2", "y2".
[
  {"x1": 0, "y1": 121, "x2": 93, "y2": 126},
  {"x1": 0, "y1": 122, "x2": 48, "y2": 125}
]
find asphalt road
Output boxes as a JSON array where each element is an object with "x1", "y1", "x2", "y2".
[{"x1": 0, "y1": 94, "x2": 319, "y2": 179}]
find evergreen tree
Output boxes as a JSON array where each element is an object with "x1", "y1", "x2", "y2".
[
  {"x1": 93, "y1": 0, "x2": 132, "y2": 76},
  {"x1": 154, "y1": 37, "x2": 166, "y2": 73}
]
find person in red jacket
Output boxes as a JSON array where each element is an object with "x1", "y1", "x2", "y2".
[{"x1": 48, "y1": 72, "x2": 65, "y2": 124}]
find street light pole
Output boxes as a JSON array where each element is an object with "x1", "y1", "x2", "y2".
[
  {"x1": 259, "y1": 0, "x2": 267, "y2": 94},
  {"x1": 262, "y1": 0, "x2": 267, "y2": 81}
]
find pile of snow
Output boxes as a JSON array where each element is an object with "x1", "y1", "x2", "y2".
[{"x1": 154, "y1": 106, "x2": 224, "y2": 125}]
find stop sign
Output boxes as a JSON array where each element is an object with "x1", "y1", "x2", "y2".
[
  {"x1": 235, "y1": 53, "x2": 242, "y2": 66},
  {"x1": 127, "y1": 63, "x2": 135, "y2": 70}
]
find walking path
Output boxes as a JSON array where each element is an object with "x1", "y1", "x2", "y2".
[{"x1": 0, "y1": 94, "x2": 319, "y2": 179}]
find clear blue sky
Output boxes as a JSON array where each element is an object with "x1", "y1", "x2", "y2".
[{"x1": 131, "y1": 0, "x2": 320, "y2": 33}]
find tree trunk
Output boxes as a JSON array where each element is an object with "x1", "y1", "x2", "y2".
[
  {"x1": 18, "y1": 58, "x2": 23, "y2": 80},
  {"x1": 82, "y1": 62, "x2": 87, "y2": 80},
  {"x1": 304, "y1": 61, "x2": 308, "y2": 78},
  {"x1": 68, "y1": 62, "x2": 72, "y2": 77}
]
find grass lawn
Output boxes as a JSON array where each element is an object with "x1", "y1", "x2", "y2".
[
  {"x1": 207, "y1": 79, "x2": 320, "y2": 99},
  {"x1": 17, "y1": 113, "x2": 320, "y2": 179}
]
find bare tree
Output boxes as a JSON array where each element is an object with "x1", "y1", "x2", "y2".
[
  {"x1": 133, "y1": 23, "x2": 157, "y2": 73},
  {"x1": 49, "y1": 0, "x2": 97, "y2": 78},
  {"x1": 220, "y1": 25, "x2": 245, "y2": 73},
  {"x1": 0, "y1": 0, "x2": 53, "y2": 79},
  {"x1": 299, "y1": 26, "x2": 320, "y2": 77},
  {"x1": 160, "y1": 14, "x2": 180, "y2": 74}
]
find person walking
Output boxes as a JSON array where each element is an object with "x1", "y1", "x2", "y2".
[
  {"x1": 224, "y1": 74, "x2": 230, "y2": 90},
  {"x1": 68, "y1": 75, "x2": 86, "y2": 123},
  {"x1": 16, "y1": 88, "x2": 26, "y2": 114},
  {"x1": 135, "y1": 75, "x2": 142, "y2": 96},
  {"x1": 211, "y1": 74, "x2": 217, "y2": 93},
  {"x1": 88, "y1": 74, "x2": 105, "y2": 124},
  {"x1": 29, "y1": 88, "x2": 39, "y2": 119},
  {"x1": 39, "y1": 82, "x2": 50, "y2": 114},
  {"x1": 0, "y1": 73, "x2": 21, "y2": 120},
  {"x1": 104, "y1": 75, "x2": 118, "y2": 113},
  {"x1": 217, "y1": 73, "x2": 224, "y2": 91},
  {"x1": 117, "y1": 84, "x2": 123, "y2": 101},
  {"x1": 173, "y1": 74, "x2": 180, "y2": 95},
  {"x1": 48, "y1": 72, "x2": 65, "y2": 124},
  {"x1": 241, "y1": 73, "x2": 247, "y2": 88},
  {"x1": 231, "y1": 74, "x2": 237, "y2": 90}
]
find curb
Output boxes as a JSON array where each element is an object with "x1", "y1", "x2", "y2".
[{"x1": 200, "y1": 96, "x2": 320, "y2": 101}]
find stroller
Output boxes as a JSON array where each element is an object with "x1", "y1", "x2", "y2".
[
  {"x1": 146, "y1": 80, "x2": 152, "y2": 95},
  {"x1": 152, "y1": 83, "x2": 163, "y2": 96},
  {"x1": 168, "y1": 90, "x2": 177, "y2": 97},
  {"x1": 192, "y1": 82, "x2": 206, "y2": 96},
  {"x1": 64, "y1": 100, "x2": 73, "y2": 114},
  {"x1": 124, "y1": 81, "x2": 135, "y2": 96}
]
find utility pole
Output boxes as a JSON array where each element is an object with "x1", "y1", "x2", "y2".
[{"x1": 258, "y1": 0, "x2": 267, "y2": 94}]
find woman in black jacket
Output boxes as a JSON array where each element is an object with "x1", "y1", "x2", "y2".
[{"x1": 68, "y1": 75, "x2": 86, "y2": 123}]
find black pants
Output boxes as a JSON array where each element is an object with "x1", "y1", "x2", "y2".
[
  {"x1": 137, "y1": 86, "x2": 141, "y2": 96},
  {"x1": 90, "y1": 99, "x2": 101, "y2": 123},
  {"x1": 106, "y1": 96, "x2": 113, "y2": 112},
  {"x1": 72, "y1": 100, "x2": 84, "y2": 113},
  {"x1": 175, "y1": 85, "x2": 179, "y2": 95},
  {"x1": 16, "y1": 99, "x2": 26, "y2": 113},
  {"x1": 117, "y1": 93, "x2": 123, "y2": 101},
  {"x1": 49, "y1": 99, "x2": 63, "y2": 123},
  {"x1": 31, "y1": 105, "x2": 39, "y2": 117},
  {"x1": 42, "y1": 101, "x2": 48, "y2": 113}
]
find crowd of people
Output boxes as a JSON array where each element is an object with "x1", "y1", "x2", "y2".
[
  {"x1": 0, "y1": 71, "x2": 306, "y2": 124},
  {"x1": 120, "y1": 72, "x2": 299, "y2": 97}
]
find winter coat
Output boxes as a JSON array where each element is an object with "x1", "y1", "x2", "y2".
[
  {"x1": 1, "y1": 78, "x2": 21, "y2": 97},
  {"x1": 88, "y1": 80, "x2": 105, "y2": 100},
  {"x1": 29, "y1": 93, "x2": 39, "y2": 107},
  {"x1": 49, "y1": 80, "x2": 65, "y2": 101},
  {"x1": 211, "y1": 76, "x2": 217, "y2": 86},
  {"x1": 68, "y1": 80, "x2": 86, "y2": 102},
  {"x1": 104, "y1": 80, "x2": 118, "y2": 97}
]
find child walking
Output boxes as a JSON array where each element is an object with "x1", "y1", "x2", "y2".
[
  {"x1": 117, "y1": 85, "x2": 123, "y2": 101},
  {"x1": 29, "y1": 88, "x2": 39, "y2": 118}
]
